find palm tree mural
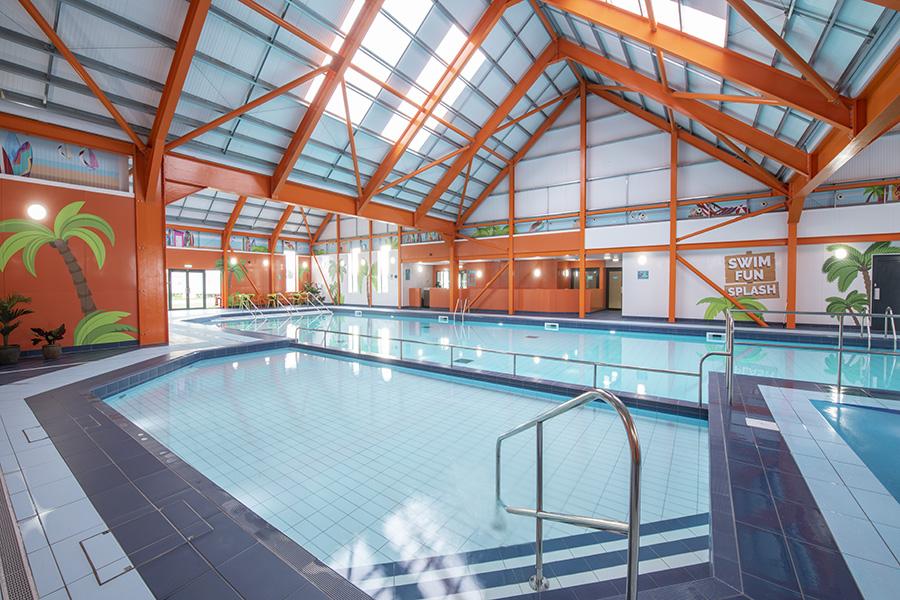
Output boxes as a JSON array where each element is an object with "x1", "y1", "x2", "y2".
[
  {"x1": 327, "y1": 258, "x2": 345, "y2": 304},
  {"x1": 863, "y1": 185, "x2": 887, "y2": 204},
  {"x1": 825, "y1": 291, "x2": 869, "y2": 327},
  {"x1": 822, "y1": 242, "x2": 900, "y2": 315},
  {"x1": 0, "y1": 201, "x2": 137, "y2": 345},
  {"x1": 214, "y1": 257, "x2": 248, "y2": 287},
  {"x1": 697, "y1": 295, "x2": 767, "y2": 321}
]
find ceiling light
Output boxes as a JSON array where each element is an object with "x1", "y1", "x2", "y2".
[
  {"x1": 637, "y1": 254, "x2": 647, "y2": 265},
  {"x1": 26, "y1": 204, "x2": 47, "y2": 220}
]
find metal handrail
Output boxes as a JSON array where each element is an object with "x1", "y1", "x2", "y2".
[
  {"x1": 239, "y1": 296, "x2": 264, "y2": 319},
  {"x1": 452, "y1": 298, "x2": 461, "y2": 324},
  {"x1": 886, "y1": 307, "x2": 897, "y2": 351},
  {"x1": 276, "y1": 293, "x2": 300, "y2": 315},
  {"x1": 495, "y1": 389, "x2": 641, "y2": 597}
]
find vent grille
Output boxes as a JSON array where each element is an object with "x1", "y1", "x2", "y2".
[{"x1": 0, "y1": 472, "x2": 36, "y2": 600}]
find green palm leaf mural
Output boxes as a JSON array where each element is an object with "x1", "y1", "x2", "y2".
[
  {"x1": 0, "y1": 201, "x2": 136, "y2": 345},
  {"x1": 697, "y1": 296, "x2": 767, "y2": 321}
]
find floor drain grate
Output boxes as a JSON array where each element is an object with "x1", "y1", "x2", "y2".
[
  {"x1": 454, "y1": 358, "x2": 474, "y2": 364},
  {"x1": 0, "y1": 466, "x2": 36, "y2": 600},
  {"x1": 525, "y1": 335, "x2": 539, "y2": 339}
]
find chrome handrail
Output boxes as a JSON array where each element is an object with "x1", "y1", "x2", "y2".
[
  {"x1": 452, "y1": 297, "x2": 461, "y2": 324},
  {"x1": 886, "y1": 307, "x2": 897, "y2": 351},
  {"x1": 495, "y1": 389, "x2": 641, "y2": 597},
  {"x1": 239, "y1": 296, "x2": 264, "y2": 319}
]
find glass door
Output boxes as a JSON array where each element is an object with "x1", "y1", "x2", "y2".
[
  {"x1": 169, "y1": 270, "x2": 188, "y2": 309},
  {"x1": 187, "y1": 271, "x2": 205, "y2": 309}
]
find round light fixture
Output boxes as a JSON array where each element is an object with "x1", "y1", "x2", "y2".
[
  {"x1": 562, "y1": 269, "x2": 570, "y2": 277},
  {"x1": 26, "y1": 204, "x2": 47, "y2": 221},
  {"x1": 637, "y1": 254, "x2": 647, "y2": 265},
  {"x1": 262, "y1": 259, "x2": 270, "y2": 267},
  {"x1": 533, "y1": 268, "x2": 541, "y2": 278},
  {"x1": 833, "y1": 247, "x2": 848, "y2": 260},
  {"x1": 229, "y1": 256, "x2": 238, "y2": 265},
  {"x1": 416, "y1": 264, "x2": 424, "y2": 273},
  {"x1": 302, "y1": 261, "x2": 309, "y2": 268}
]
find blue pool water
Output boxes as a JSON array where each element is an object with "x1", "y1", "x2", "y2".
[
  {"x1": 813, "y1": 400, "x2": 900, "y2": 502},
  {"x1": 106, "y1": 349, "x2": 709, "y2": 597},
  {"x1": 221, "y1": 313, "x2": 900, "y2": 404}
]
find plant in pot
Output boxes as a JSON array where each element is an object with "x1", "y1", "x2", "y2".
[
  {"x1": 0, "y1": 294, "x2": 33, "y2": 365},
  {"x1": 31, "y1": 324, "x2": 66, "y2": 360}
]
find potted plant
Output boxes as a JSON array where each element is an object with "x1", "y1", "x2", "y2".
[
  {"x1": 0, "y1": 294, "x2": 33, "y2": 365},
  {"x1": 31, "y1": 324, "x2": 65, "y2": 360}
]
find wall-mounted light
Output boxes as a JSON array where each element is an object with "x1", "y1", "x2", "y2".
[
  {"x1": 390, "y1": 256, "x2": 396, "y2": 264},
  {"x1": 229, "y1": 256, "x2": 238, "y2": 265},
  {"x1": 476, "y1": 270, "x2": 484, "y2": 278},
  {"x1": 613, "y1": 255, "x2": 620, "y2": 262},
  {"x1": 833, "y1": 247, "x2": 848, "y2": 260},
  {"x1": 637, "y1": 254, "x2": 647, "y2": 265},
  {"x1": 360, "y1": 258, "x2": 367, "y2": 266},
  {"x1": 416, "y1": 264, "x2": 424, "y2": 273},
  {"x1": 302, "y1": 261, "x2": 309, "y2": 268},
  {"x1": 533, "y1": 268, "x2": 542, "y2": 278},
  {"x1": 262, "y1": 259, "x2": 270, "y2": 267},
  {"x1": 26, "y1": 203, "x2": 47, "y2": 221},
  {"x1": 603, "y1": 253, "x2": 611, "y2": 260},
  {"x1": 562, "y1": 269, "x2": 570, "y2": 277},
  {"x1": 184, "y1": 264, "x2": 192, "y2": 269}
]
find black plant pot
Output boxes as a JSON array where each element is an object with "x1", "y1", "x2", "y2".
[
  {"x1": 0, "y1": 345, "x2": 21, "y2": 365},
  {"x1": 42, "y1": 344, "x2": 62, "y2": 360}
]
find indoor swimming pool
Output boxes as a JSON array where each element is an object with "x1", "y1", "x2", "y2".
[
  {"x1": 218, "y1": 312, "x2": 900, "y2": 404},
  {"x1": 105, "y1": 349, "x2": 709, "y2": 598}
]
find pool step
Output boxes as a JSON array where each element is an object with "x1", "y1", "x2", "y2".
[{"x1": 338, "y1": 514, "x2": 708, "y2": 600}]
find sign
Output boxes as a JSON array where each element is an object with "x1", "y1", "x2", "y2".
[
  {"x1": 724, "y1": 251, "x2": 779, "y2": 299},
  {"x1": 637, "y1": 270, "x2": 649, "y2": 280}
]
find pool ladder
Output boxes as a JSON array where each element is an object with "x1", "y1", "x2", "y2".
[{"x1": 495, "y1": 389, "x2": 641, "y2": 599}]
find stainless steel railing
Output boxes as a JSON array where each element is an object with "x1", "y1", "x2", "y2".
[
  {"x1": 292, "y1": 325, "x2": 719, "y2": 403},
  {"x1": 886, "y1": 307, "x2": 897, "y2": 351},
  {"x1": 238, "y1": 295, "x2": 264, "y2": 319},
  {"x1": 495, "y1": 389, "x2": 641, "y2": 597}
]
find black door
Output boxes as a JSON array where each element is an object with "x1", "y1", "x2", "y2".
[{"x1": 872, "y1": 254, "x2": 900, "y2": 329}]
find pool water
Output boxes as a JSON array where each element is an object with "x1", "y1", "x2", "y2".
[
  {"x1": 106, "y1": 349, "x2": 710, "y2": 598},
  {"x1": 813, "y1": 400, "x2": 900, "y2": 502},
  {"x1": 222, "y1": 313, "x2": 900, "y2": 403}
]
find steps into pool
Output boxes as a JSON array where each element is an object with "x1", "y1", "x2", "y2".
[{"x1": 335, "y1": 513, "x2": 709, "y2": 599}]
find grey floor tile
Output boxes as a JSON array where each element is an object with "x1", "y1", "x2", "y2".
[
  {"x1": 31, "y1": 476, "x2": 86, "y2": 513},
  {"x1": 4, "y1": 469, "x2": 27, "y2": 494},
  {"x1": 40, "y1": 497, "x2": 105, "y2": 544},
  {"x1": 17, "y1": 515, "x2": 48, "y2": 553},
  {"x1": 67, "y1": 568, "x2": 154, "y2": 600},
  {"x1": 11, "y1": 489, "x2": 36, "y2": 520},
  {"x1": 26, "y1": 546, "x2": 64, "y2": 598}
]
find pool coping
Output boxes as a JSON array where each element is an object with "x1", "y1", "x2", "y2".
[
  {"x1": 187, "y1": 305, "x2": 899, "y2": 351},
  {"x1": 20, "y1": 337, "x2": 879, "y2": 599}
]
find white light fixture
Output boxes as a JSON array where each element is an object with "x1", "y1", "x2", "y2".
[
  {"x1": 562, "y1": 269, "x2": 570, "y2": 277},
  {"x1": 603, "y1": 253, "x2": 611, "y2": 260},
  {"x1": 637, "y1": 254, "x2": 647, "y2": 265},
  {"x1": 533, "y1": 268, "x2": 542, "y2": 278},
  {"x1": 26, "y1": 204, "x2": 47, "y2": 221},
  {"x1": 613, "y1": 255, "x2": 620, "y2": 262},
  {"x1": 390, "y1": 256, "x2": 396, "y2": 264},
  {"x1": 302, "y1": 261, "x2": 309, "y2": 268},
  {"x1": 262, "y1": 259, "x2": 270, "y2": 267},
  {"x1": 229, "y1": 256, "x2": 238, "y2": 265},
  {"x1": 360, "y1": 258, "x2": 367, "y2": 266},
  {"x1": 476, "y1": 270, "x2": 483, "y2": 278},
  {"x1": 184, "y1": 264, "x2": 192, "y2": 269},
  {"x1": 833, "y1": 247, "x2": 848, "y2": 260},
  {"x1": 416, "y1": 264, "x2": 424, "y2": 273}
]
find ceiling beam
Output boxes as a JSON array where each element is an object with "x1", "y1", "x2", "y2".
[
  {"x1": 165, "y1": 182, "x2": 204, "y2": 204},
  {"x1": 415, "y1": 41, "x2": 560, "y2": 223},
  {"x1": 725, "y1": 0, "x2": 840, "y2": 105},
  {"x1": 312, "y1": 213, "x2": 334, "y2": 244},
  {"x1": 0, "y1": 112, "x2": 134, "y2": 155},
  {"x1": 18, "y1": 0, "x2": 147, "y2": 151},
  {"x1": 223, "y1": 195, "x2": 248, "y2": 241},
  {"x1": 561, "y1": 39, "x2": 810, "y2": 175},
  {"x1": 358, "y1": 0, "x2": 518, "y2": 211},
  {"x1": 165, "y1": 153, "x2": 455, "y2": 234},
  {"x1": 671, "y1": 92, "x2": 782, "y2": 105},
  {"x1": 542, "y1": 0, "x2": 853, "y2": 130},
  {"x1": 788, "y1": 46, "x2": 900, "y2": 221},
  {"x1": 271, "y1": 0, "x2": 384, "y2": 197},
  {"x1": 594, "y1": 90, "x2": 788, "y2": 194},
  {"x1": 269, "y1": 206, "x2": 294, "y2": 252},
  {"x1": 460, "y1": 91, "x2": 576, "y2": 224},
  {"x1": 145, "y1": 0, "x2": 211, "y2": 199}
]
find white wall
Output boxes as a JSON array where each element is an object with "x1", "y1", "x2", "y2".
[{"x1": 401, "y1": 263, "x2": 433, "y2": 305}]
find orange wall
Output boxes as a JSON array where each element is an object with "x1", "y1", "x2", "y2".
[
  {"x1": 165, "y1": 247, "x2": 296, "y2": 298},
  {"x1": 0, "y1": 178, "x2": 138, "y2": 348}
]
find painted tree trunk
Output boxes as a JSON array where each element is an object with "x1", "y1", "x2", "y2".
[
  {"x1": 861, "y1": 268, "x2": 873, "y2": 303},
  {"x1": 51, "y1": 239, "x2": 97, "y2": 315}
]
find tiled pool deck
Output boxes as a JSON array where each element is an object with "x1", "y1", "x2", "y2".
[{"x1": 0, "y1": 310, "x2": 894, "y2": 598}]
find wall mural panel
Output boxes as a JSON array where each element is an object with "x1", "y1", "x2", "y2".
[{"x1": 0, "y1": 178, "x2": 138, "y2": 348}]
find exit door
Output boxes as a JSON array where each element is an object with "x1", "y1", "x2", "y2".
[
  {"x1": 872, "y1": 254, "x2": 900, "y2": 329},
  {"x1": 607, "y1": 269, "x2": 622, "y2": 310},
  {"x1": 168, "y1": 270, "x2": 208, "y2": 310}
]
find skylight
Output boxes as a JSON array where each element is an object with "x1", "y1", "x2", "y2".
[
  {"x1": 380, "y1": 24, "x2": 486, "y2": 152},
  {"x1": 304, "y1": 1, "x2": 431, "y2": 129},
  {"x1": 606, "y1": 0, "x2": 727, "y2": 47}
]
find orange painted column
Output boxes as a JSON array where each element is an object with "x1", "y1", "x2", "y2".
[
  {"x1": 133, "y1": 152, "x2": 168, "y2": 345},
  {"x1": 786, "y1": 221, "x2": 798, "y2": 329},
  {"x1": 335, "y1": 215, "x2": 342, "y2": 305},
  {"x1": 268, "y1": 253, "x2": 275, "y2": 294},
  {"x1": 397, "y1": 226, "x2": 403, "y2": 309},
  {"x1": 508, "y1": 163, "x2": 515, "y2": 315},
  {"x1": 668, "y1": 132, "x2": 678, "y2": 323},
  {"x1": 578, "y1": 81, "x2": 587, "y2": 318},
  {"x1": 449, "y1": 237, "x2": 459, "y2": 311},
  {"x1": 368, "y1": 221, "x2": 374, "y2": 306}
]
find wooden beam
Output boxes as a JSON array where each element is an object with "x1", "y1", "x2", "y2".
[
  {"x1": 460, "y1": 92, "x2": 576, "y2": 224},
  {"x1": 269, "y1": 206, "x2": 294, "y2": 252},
  {"x1": 358, "y1": 0, "x2": 518, "y2": 209},
  {"x1": 563, "y1": 40, "x2": 810, "y2": 175},
  {"x1": 271, "y1": 0, "x2": 384, "y2": 196},
  {"x1": 416, "y1": 42, "x2": 559, "y2": 223},
  {"x1": 340, "y1": 78, "x2": 363, "y2": 198},
  {"x1": 543, "y1": 0, "x2": 852, "y2": 130},
  {"x1": 671, "y1": 92, "x2": 782, "y2": 105},
  {"x1": 146, "y1": 0, "x2": 210, "y2": 195},
  {"x1": 18, "y1": 0, "x2": 147, "y2": 150},
  {"x1": 312, "y1": 213, "x2": 333, "y2": 244},
  {"x1": 223, "y1": 196, "x2": 247, "y2": 240},
  {"x1": 725, "y1": 0, "x2": 840, "y2": 105},
  {"x1": 164, "y1": 182, "x2": 204, "y2": 204},
  {"x1": 593, "y1": 90, "x2": 788, "y2": 194}
]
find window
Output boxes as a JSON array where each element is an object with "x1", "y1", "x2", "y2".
[
  {"x1": 377, "y1": 244, "x2": 391, "y2": 293},
  {"x1": 606, "y1": 0, "x2": 726, "y2": 47}
]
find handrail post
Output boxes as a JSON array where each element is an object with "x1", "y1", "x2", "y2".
[
  {"x1": 837, "y1": 313, "x2": 844, "y2": 395},
  {"x1": 725, "y1": 311, "x2": 734, "y2": 404},
  {"x1": 531, "y1": 421, "x2": 548, "y2": 591},
  {"x1": 512, "y1": 354, "x2": 517, "y2": 377}
]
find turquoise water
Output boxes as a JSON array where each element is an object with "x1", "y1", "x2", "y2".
[
  {"x1": 813, "y1": 400, "x2": 900, "y2": 502},
  {"x1": 221, "y1": 313, "x2": 900, "y2": 403},
  {"x1": 106, "y1": 349, "x2": 709, "y2": 596}
]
